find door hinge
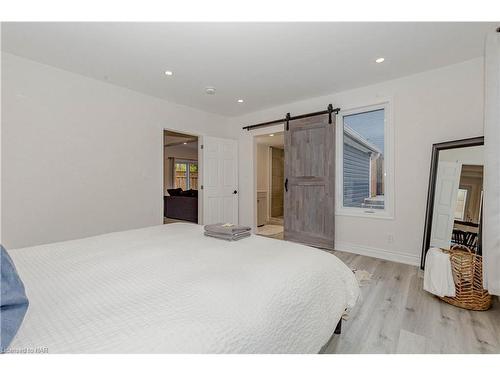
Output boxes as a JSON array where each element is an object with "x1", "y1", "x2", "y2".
[
  {"x1": 200, "y1": 185, "x2": 204, "y2": 190},
  {"x1": 200, "y1": 144, "x2": 204, "y2": 149}
]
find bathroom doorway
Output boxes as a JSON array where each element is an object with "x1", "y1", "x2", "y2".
[{"x1": 255, "y1": 132, "x2": 284, "y2": 240}]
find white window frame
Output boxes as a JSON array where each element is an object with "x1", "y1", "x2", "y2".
[{"x1": 335, "y1": 101, "x2": 394, "y2": 219}]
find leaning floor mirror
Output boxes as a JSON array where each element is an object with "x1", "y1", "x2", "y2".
[{"x1": 421, "y1": 137, "x2": 484, "y2": 269}]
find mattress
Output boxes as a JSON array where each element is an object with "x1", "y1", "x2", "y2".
[{"x1": 8, "y1": 223, "x2": 359, "y2": 353}]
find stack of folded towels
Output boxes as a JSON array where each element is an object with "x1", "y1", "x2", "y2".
[{"x1": 204, "y1": 223, "x2": 251, "y2": 241}]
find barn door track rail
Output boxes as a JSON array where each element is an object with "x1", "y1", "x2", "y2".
[{"x1": 242, "y1": 104, "x2": 340, "y2": 131}]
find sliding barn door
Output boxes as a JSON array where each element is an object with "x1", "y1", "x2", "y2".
[
  {"x1": 284, "y1": 114, "x2": 335, "y2": 249},
  {"x1": 202, "y1": 136, "x2": 239, "y2": 225}
]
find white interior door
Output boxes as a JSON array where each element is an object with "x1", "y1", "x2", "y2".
[
  {"x1": 202, "y1": 136, "x2": 238, "y2": 224},
  {"x1": 430, "y1": 161, "x2": 462, "y2": 249}
]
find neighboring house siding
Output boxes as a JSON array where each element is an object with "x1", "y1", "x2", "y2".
[{"x1": 343, "y1": 143, "x2": 370, "y2": 207}]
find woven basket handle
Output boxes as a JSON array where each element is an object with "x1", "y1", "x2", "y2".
[{"x1": 450, "y1": 244, "x2": 473, "y2": 253}]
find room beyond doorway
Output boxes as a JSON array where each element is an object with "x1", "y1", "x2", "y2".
[
  {"x1": 255, "y1": 132, "x2": 284, "y2": 240},
  {"x1": 163, "y1": 130, "x2": 199, "y2": 224}
]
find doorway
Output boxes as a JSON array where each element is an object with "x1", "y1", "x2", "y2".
[
  {"x1": 163, "y1": 130, "x2": 199, "y2": 224},
  {"x1": 250, "y1": 110, "x2": 336, "y2": 250},
  {"x1": 255, "y1": 132, "x2": 284, "y2": 240}
]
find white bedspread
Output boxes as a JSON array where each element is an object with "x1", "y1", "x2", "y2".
[{"x1": 9, "y1": 223, "x2": 359, "y2": 353}]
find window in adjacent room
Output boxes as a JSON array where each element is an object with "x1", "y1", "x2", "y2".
[
  {"x1": 175, "y1": 160, "x2": 198, "y2": 190},
  {"x1": 336, "y1": 103, "x2": 393, "y2": 218}
]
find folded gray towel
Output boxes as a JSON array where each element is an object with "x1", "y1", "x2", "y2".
[
  {"x1": 204, "y1": 223, "x2": 251, "y2": 235},
  {"x1": 204, "y1": 231, "x2": 251, "y2": 241}
]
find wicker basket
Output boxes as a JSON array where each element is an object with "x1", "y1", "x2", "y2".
[{"x1": 440, "y1": 245, "x2": 492, "y2": 311}]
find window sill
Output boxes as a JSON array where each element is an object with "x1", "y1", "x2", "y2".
[{"x1": 335, "y1": 209, "x2": 394, "y2": 220}]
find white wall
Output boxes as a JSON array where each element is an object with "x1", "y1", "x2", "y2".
[
  {"x1": 1, "y1": 53, "x2": 229, "y2": 249},
  {"x1": 440, "y1": 145, "x2": 484, "y2": 165},
  {"x1": 0, "y1": 28, "x2": 3, "y2": 245},
  {"x1": 165, "y1": 144, "x2": 199, "y2": 162},
  {"x1": 230, "y1": 58, "x2": 485, "y2": 266},
  {"x1": 1, "y1": 51, "x2": 486, "y2": 267}
]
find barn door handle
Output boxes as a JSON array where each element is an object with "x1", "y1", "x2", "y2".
[{"x1": 285, "y1": 178, "x2": 288, "y2": 192}]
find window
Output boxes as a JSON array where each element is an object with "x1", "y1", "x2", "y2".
[
  {"x1": 174, "y1": 160, "x2": 198, "y2": 190},
  {"x1": 336, "y1": 103, "x2": 393, "y2": 218},
  {"x1": 454, "y1": 188, "x2": 468, "y2": 220}
]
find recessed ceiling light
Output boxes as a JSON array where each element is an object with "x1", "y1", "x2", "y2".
[
  {"x1": 269, "y1": 134, "x2": 274, "y2": 137},
  {"x1": 375, "y1": 58, "x2": 385, "y2": 64},
  {"x1": 205, "y1": 87, "x2": 216, "y2": 95},
  {"x1": 183, "y1": 142, "x2": 187, "y2": 145},
  {"x1": 237, "y1": 99, "x2": 244, "y2": 103},
  {"x1": 164, "y1": 70, "x2": 173, "y2": 76}
]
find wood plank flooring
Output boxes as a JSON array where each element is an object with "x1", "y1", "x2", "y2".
[
  {"x1": 163, "y1": 217, "x2": 195, "y2": 224},
  {"x1": 323, "y1": 250, "x2": 500, "y2": 354},
  {"x1": 256, "y1": 224, "x2": 284, "y2": 240}
]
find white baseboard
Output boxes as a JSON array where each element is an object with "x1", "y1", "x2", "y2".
[{"x1": 334, "y1": 241, "x2": 420, "y2": 267}]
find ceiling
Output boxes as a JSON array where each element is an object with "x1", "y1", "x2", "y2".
[
  {"x1": 2, "y1": 22, "x2": 496, "y2": 117},
  {"x1": 255, "y1": 132, "x2": 284, "y2": 148},
  {"x1": 164, "y1": 130, "x2": 197, "y2": 148}
]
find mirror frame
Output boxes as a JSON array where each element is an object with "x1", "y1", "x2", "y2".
[{"x1": 420, "y1": 136, "x2": 484, "y2": 269}]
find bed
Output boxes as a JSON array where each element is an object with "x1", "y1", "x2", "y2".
[{"x1": 8, "y1": 223, "x2": 359, "y2": 353}]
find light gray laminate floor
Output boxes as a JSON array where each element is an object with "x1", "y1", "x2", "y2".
[
  {"x1": 324, "y1": 251, "x2": 500, "y2": 354},
  {"x1": 256, "y1": 224, "x2": 284, "y2": 240},
  {"x1": 163, "y1": 217, "x2": 194, "y2": 224}
]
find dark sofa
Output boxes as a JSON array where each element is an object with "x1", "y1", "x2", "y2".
[{"x1": 164, "y1": 195, "x2": 198, "y2": 223}]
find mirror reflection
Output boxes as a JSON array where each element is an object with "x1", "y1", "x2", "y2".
[{"x1": 430, "y1": 145, "x2": 484, "y2": 253}]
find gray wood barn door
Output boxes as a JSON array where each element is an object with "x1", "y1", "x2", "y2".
[{"x1": 284, "y1": 114, "x2": 335, "y2": 249}]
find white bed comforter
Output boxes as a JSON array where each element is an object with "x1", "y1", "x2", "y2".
[{"x1": 9, "y1": 223, "x2": 359, "y2": 353}]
